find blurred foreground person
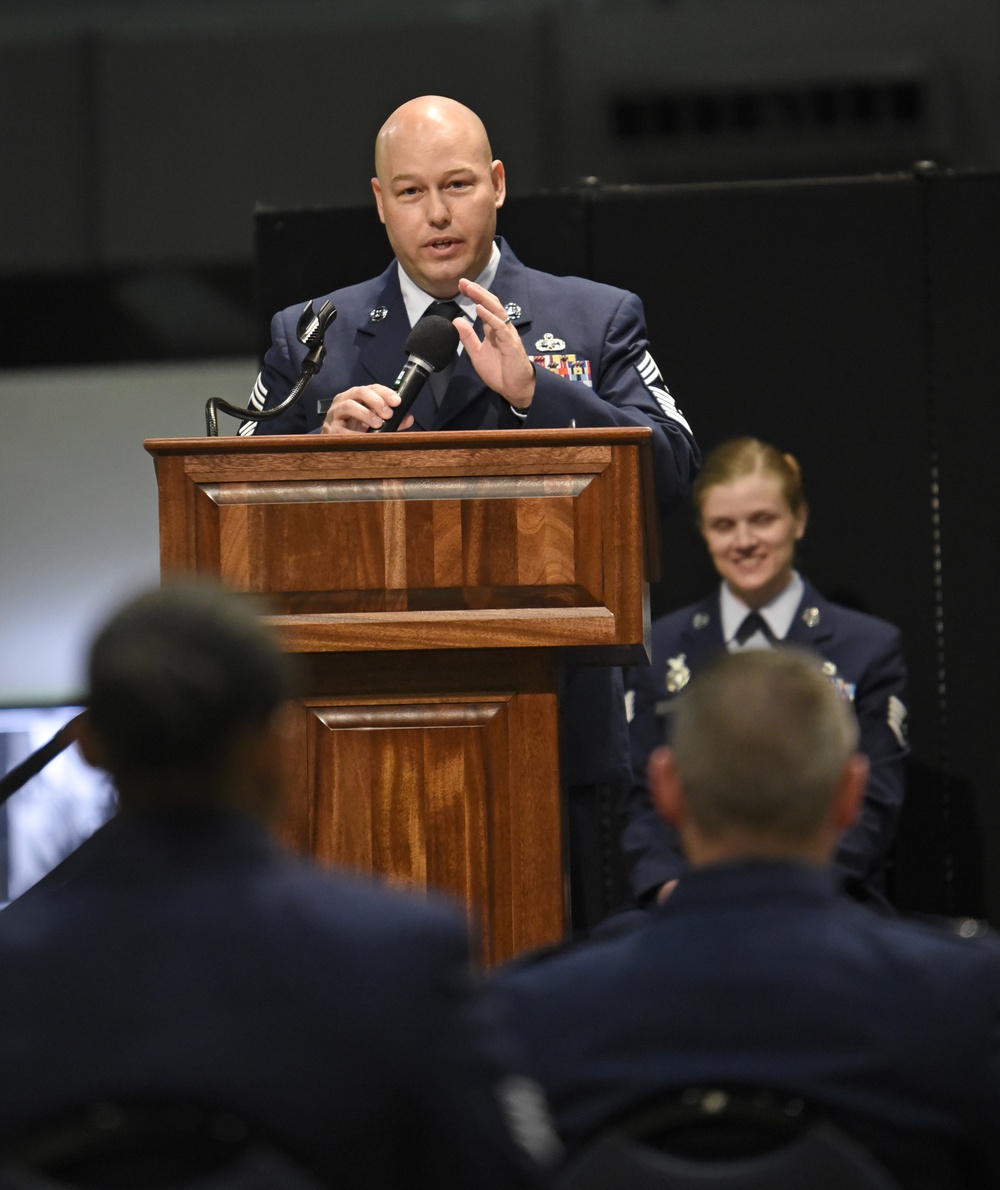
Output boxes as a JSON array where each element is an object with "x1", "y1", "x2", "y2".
[
  {"x1": 497, "y1": 649, "x2": 1000, "y2": 1190},
  {"x1": 0, "y1": 583, "x2": 550, "y2": 1188}
]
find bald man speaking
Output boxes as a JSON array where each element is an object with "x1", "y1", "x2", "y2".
[{"x1": 244, "y1": 96, "x2": 700, "y2": 929}]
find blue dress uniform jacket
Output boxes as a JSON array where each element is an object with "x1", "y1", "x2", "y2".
[
  {"x1": 494, "y1": 860, "x2": 1000, "y2": 1190},
  {"x1": 245, "y1": 239, "x2": 697, "y2": 524},
  {"x1": 0, "y1": 810, "x2": 545, "y2": 1189},
  {"x1": 624, "y1": 581, "x2": 908, "y2": 901},
  {"x1": 246, "y1": 238, "x2": 699, "y2": 788}
]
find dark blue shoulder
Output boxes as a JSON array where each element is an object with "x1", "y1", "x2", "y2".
[
  {"x1": 652, "y1": 595, "x2": 717, "y2": 649},
  {"x1": 816, "y1": 599, "x2": 902, "y2": 648}
]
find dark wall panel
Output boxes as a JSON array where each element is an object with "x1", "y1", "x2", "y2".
[
  {"x1": 0, "y1": 37, "x2": 94, "y2": 272},
  {"x1": 97, "y1": 15, "x2": 550, "y2": 267},
  {"x1": 927, "y1": 172, "x2": 1000, "y2": 920}
]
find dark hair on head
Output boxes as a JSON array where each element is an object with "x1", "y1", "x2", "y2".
[
  {"x1": 692, "y1": 437, "x2": 806, "y2": 523},
  {"x1": 86, "y1": 581, "x2": 292, "y2": 780}
]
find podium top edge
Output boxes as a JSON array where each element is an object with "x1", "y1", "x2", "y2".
[{"x1": 143, "y1": 427, "x2": 653, "y2": 456}]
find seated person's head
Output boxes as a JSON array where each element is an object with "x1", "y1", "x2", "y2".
[
  {"x1": 81, "y1": 582, "x2": 293, "y2": 821},
  {"x1": 691, "y1": 436, "x2": 808, "y2": 610},
  {"x1": 648, "y1": 648, "x2": 868, "y2": 867}
]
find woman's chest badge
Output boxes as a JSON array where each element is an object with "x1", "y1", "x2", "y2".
[{"x1": 665, "y1": 654, "x2": 691, "y2": 694}]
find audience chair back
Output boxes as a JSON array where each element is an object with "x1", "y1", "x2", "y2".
[
  {"x1": 556, "y1": 1087, "x2": 900, "y2": 1190},
  {"x1": 0, "y1": 1099, "x2": 326, "y2": 1190}
]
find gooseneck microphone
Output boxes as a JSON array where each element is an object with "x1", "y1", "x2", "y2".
[
  {"x1": 373, "y1": 315, "x2": 460, "y2": 433},
  {"x1": 205, "y1": 300, "x2": 337, "y2": 436}
]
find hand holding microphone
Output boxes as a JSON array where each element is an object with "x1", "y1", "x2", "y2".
[
  {"x1": 373, "y1": 315, "x2": 460, "y2": 434},
  {"x1": 320, "y1": 315, "x2": 460, "y2": 435}
]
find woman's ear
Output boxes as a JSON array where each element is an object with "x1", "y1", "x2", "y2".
[{"x1": 794, "y1": 501, "x2": 809, "y2": 541}]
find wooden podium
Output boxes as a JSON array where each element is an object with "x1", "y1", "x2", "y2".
[{"x1": 144, "y1": 428, "x2": 657, "y2": 964}]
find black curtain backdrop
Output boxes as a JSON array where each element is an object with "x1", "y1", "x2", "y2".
[{"x1": 255, "y1": 171, "x2": 996, "y2": 922}]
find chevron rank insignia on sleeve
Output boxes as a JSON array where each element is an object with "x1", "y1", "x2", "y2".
[{"x1": 636, "y1": 350, "x2": 691, "y2": 432}]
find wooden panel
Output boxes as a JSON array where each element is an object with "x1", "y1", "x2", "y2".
[
  {"x1": 516, "y1": 495, "x2": 575, "y2": 587},
  {"x1": 601, "y1": 441, "x2": 647, "y2": 644},
  {"x1": 284, "y1": 688, "x2": 561, "y2": 966},
  {"x1": 147, "y1": 432, "x2": 651, "y2": 652},
  {"x1": 154, "y1": 454, "x2": 199, "y2": 575},
  {"x1": 573, "y1": 463, "x2": 606, "y2": 605},
  {"x1": 197, "y1": 474, "x2": 598, "y2": 607},
  {"x1": 271, "y1": 606, "x2": 623, "y2": 656}
]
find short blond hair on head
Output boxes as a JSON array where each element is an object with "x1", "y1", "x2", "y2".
[{"x1": 671, "y1": 648, "x2": 858, "y2": 844}]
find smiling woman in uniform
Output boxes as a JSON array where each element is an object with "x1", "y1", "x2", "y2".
[{"x1": 624, "y1": 436, "x2": 909, "y2": 906}]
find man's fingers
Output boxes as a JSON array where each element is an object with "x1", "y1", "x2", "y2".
[
  {"x1": 454, "y1": 318, "x2": 478, "y2": 351},
  {"x1": 459, "y1": 277, "x2": 504, "y2": 320},
  {"x1": 322, "y1": 385, "x2": 400, "y2": 434}
]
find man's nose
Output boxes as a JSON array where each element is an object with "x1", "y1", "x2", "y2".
[{"x1": 427, "y1": 189, "x2": 451, "y2": 226}]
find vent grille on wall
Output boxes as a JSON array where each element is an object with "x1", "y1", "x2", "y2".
[{"x1": 611, "y1": 80, "x2": 926, "y2": 142}]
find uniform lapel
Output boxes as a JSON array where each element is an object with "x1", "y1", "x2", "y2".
[
  {"x1": 655, "y1": 592, "x2": 725, "y2": 704},
  {"x1": 678, "y1": 592, "x2": 726, "y2": 671},
  {"x1": 782, "y1": 580, "x2": 835, "y2": 650},
  {"x1": 351, "y1": 264, "x2": 447, "y2": 429}
]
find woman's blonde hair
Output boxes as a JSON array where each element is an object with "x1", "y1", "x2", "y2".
[{"x1": 692, "y1": 437, "x2": 805, "y2": 524}]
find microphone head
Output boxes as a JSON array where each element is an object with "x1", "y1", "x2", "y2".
[{"x1": 405, "y1": 315, "x2": 460, "y2": 373}]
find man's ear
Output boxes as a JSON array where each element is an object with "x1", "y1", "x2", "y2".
[
  {"x1": 491, "y1": 159, "x2": 506, "y2": 209},
  {"x1": 76, "y1": 712, "x2": 107, "y2": 773},
  {"x1": 648, "y1": 746, "x2": 685, "y2": 829},
  {"x1": 831, "y1": 752, "x2": 868, "y2": 832},
  {"x1": 371, "y1": 177, "x2": 386, "y2": 224}
]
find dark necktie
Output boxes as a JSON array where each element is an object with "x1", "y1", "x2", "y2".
[
  {"x1": 421, "y1": 300, "x2": 464, "y2": 407},
  {"x1": 734, "y1": 610, "x2": 776, "y2": 647}
]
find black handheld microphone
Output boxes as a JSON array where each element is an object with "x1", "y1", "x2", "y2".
[{"x1": 373, "y1": 315, "x2": 460, "y2": 433}]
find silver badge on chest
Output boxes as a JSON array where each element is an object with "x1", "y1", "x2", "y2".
[{"x1": 665, "y1": 653, "x2": 691, "y2": 694}]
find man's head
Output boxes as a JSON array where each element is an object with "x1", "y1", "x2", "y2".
[
  {"x1": 371, "y1": 95, "x2": 506, "y2": 299},
  {"x1": 80, "y1": 582, "x2": 293, "y2": 820},
  {"x1": 649, "y1": 648, "x2": 867, "y2": 867}
]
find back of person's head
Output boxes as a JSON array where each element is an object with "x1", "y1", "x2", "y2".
[
  {"x1": 85, "y1": 582, "x2": 292, "y2": 811},
  {"x1": 671, "y1": 648, "x2": 859, "y2": 846}
]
